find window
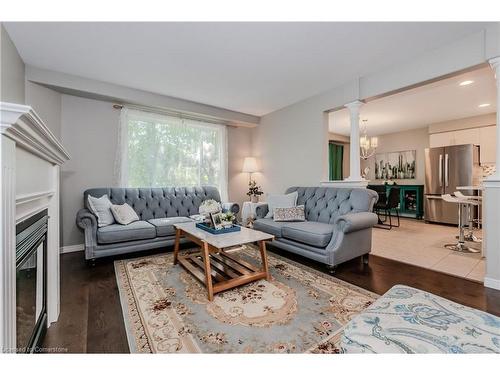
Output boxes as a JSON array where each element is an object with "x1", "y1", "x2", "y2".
[{"x1": 115, "y1": 108, "x2": 228, "y2": 199}]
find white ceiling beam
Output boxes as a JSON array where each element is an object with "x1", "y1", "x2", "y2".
[{"x1": 25, "y1": 66, "x2": 260, "y2": 128}]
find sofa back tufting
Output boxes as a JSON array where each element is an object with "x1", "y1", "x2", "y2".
[
  {"x1": 83, "y1": 186, "x2": 221, "y2": 220},
  {"x1": 285, "y1": 187, "x2": 378, "y2": 224}
]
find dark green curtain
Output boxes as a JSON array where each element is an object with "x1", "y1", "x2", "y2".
[{"x1": 329, "y1": 143, "x2": 344, "y2": 180}]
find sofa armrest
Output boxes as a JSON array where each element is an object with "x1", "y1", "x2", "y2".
[
  {"x1": 221, "y1": 202, "x2": 240, "y2": 214},
  {"x1": 334, "y1": 212, "x2": 378, "y2": 234},
  {"x1": 76, "y1": 208, "x2": 98, "y2": 259},
  {"x1": 76, "y1": 208, "x2": 97, "y2": 230},
  {"x1": 255, "y1": 204, "x2": 269, "y2": 219}
]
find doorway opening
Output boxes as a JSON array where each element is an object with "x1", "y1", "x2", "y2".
[{"x1": 327, "y1": 65, "x2": 497, "y2": 282}]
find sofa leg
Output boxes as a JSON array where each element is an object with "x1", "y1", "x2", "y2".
[
  {"x1": 86, "y1": 258, "x2": 96, "y2": 267},
  {"x1": 362, "y1": 254, "x2": 369, "y2": 265},
  {"x1": 326, "y1": 265, "x2": 337, "y2": 274}
]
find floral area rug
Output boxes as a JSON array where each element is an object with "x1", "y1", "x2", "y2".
[{"x1": 114, "y1": 245, "x2": 378, "y2": 353}]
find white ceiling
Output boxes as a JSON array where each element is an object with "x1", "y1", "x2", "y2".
[
  {"x1": 5, "y1": 22, "x2": 493, "y2": 116},
  {"x1": 329, "y1": 66, "x2": 497, "y2": 136}
]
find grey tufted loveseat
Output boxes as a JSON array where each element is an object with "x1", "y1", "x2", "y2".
[
  {"x1": 76, "y1": 186, "x2": 239, "y2": 261},
  {"x1": 252, "y1": 187, "x2": 378, "y2": 271}
]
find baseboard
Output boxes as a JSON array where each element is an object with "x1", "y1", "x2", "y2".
[
  {"x1": 484, "y1": 277, "x2": 500, "y2": 291},
  {"x1": 60, "y1": 244, "x2": 84, "y2": 254}
]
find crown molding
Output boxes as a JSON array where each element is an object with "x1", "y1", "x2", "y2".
[{"x1": 0, "y1": 102, "x2": 70, "y2": 165}]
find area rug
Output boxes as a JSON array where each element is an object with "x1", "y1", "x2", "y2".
[{"x1": 114, "y1": 245, "x2": 378, "y2": 353}]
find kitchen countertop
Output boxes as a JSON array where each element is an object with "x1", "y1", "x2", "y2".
[{"x1": 456, "y1": 185, "x2": 484, "y2": 191}]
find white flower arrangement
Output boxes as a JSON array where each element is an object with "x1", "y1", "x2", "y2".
[{"x1": 199, "y1": 199, "x2": 222, "y2": 215}]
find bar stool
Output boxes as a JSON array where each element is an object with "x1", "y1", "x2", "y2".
[
  {"x1": 454, "y1": 191, "x2": 482, "y2": 243},
  {"x1": 441, "y1": 194, "x2": 480, "y2": 253}
]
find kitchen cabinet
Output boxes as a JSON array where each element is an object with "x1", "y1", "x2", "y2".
[
  {"x1": 396, "y1": 185, "x2": 424, "y2": 219},
  {"x1": 368, "y1": 184, "x2": 424, "y2": 219},
  {"x1": 430, "y1": 126, "x2": 496, "y2": 164},
  {"x1": 479, "y1": 125, "x2": 497, "y2": 164},
  {"x1": 453, "y1": 128, "x2": 481, "y2": 146},
  {"x1": 429, "y1": 132, "x2": 454, "y2": 147},
  {"x1": 429, "y1": 128, "x2": 480, "y2": 148}
]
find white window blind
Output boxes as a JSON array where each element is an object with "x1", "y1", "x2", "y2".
[{"x1": 115, "y1": 108, "x2": 228, "y2": 200}]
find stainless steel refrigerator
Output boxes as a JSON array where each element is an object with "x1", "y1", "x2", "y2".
[{"x1": 424, "y1": 144, "x2": 481, "y2": 224}]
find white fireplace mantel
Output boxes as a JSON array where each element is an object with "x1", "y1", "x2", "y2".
[
  {"x1": 1, "y1": 102, "x2": 69, "y2": 164},
  {"x1": 1, "y1": 101, "x2": 70, "y2": 353}
]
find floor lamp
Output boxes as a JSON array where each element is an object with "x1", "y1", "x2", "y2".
[
  {"x1": 242, "y1": 157, "x2": 259, "y2": 183},
  {"x1": 242, "y1": 157, "x2": 261, "y2": 203}
]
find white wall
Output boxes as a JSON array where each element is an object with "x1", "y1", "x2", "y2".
[
  {"x1": 227, "y1": 126, "x2": 254, "y2": 207},
  {"x1": 361, "y1": 127, "x2": 430, "y2": 185},
  {"x1": 0, "y1": 24, "x2": 25, "y2": 104},
  {"x1": 23, "y1": 66, "x2": 256, "y2": 246},
  {"x1": 25, "y1": 81, "x2": 62, "y2": 140},
  {"x1": 60, "y1": 95, "x2": 118, "y2": 247},
  {"x1": 60, "y1": 94, "x2": 252, "y2": 247},
  {"x1": 253, "y1": 81, "x2": 359, "y2": 194},
  {"x1": 253, "y1": 27, "x2": 498, "y2": 194}
]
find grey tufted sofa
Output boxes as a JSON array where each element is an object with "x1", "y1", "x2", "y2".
[
  {"x1": 76, "y1": 186, "x2": 239, "y2": 261},
  {"x1": 252, "y1": 187, "x2": 378, "y2": 270}
]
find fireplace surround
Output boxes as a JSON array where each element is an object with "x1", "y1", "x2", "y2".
[
  {"x1": 1, "y1": 102, "x2": 69, "y2": 353},
  {"x1": 15, "y1": 209, "x2": 48, "y2": 353}
]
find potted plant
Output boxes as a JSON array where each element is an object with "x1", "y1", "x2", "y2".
[
  {"x1": 219, "y1": 212, "x2": 236, "y2": 228},
  {"x1": 247, "y1": 180, "x2": 264, "y2": 203}
]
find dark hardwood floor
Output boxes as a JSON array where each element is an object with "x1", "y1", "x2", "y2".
[{"x1": 42, "y1": 245, "x2": 500, "y2": 353}]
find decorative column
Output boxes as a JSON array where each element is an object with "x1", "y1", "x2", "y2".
[
  {"x1": 491, "y1": 57, "x2": 500, "y2": 171},
  {"x1": 345, "y1": 100, "x2": 364, "y2": 182},
  {"x1": 484, "y1": 56, "x2": 500, "y2": 291},
  {"x1": 321, "y1": 100, "x2": 368, "y2": 188}
]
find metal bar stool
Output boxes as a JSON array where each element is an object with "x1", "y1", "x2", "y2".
[
  {"x1": 454, "y1": 191, "x2": 482, "y2": 243},
  {"x1": 441, "y1": 194, "x2": 480, "y2": 253}
]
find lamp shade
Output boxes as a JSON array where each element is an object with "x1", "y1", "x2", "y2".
[{"x1": 242, "y1": 157, "x2": 259, "y2": 173}]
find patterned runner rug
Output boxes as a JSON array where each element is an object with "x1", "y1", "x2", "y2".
[{"x1": 114, "y1": 245, "x2": 377, "y2": 353}]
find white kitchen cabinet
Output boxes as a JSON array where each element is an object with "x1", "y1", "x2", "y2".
[
  {"x1": 429, "y1": 132, "x2": 454, "y2": 147},
  {"x1": 430, "y1": 128, "x2": 481, "y2": 148},
  {"x1": 429, "y1": 126, "x2": 496, "y2": 165},
  {"x1": 453, "y1": 128, "x2": 481, "y2": 146},
  {"x1": 479, "y1": 125, "x2": 497, "y2": 164}
]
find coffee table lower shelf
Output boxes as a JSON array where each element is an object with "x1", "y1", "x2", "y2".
[
  {"x1": 177, "y1": 250, "x2": 269, "y2": 300},
  {"x1": 173, "y1": 224, "x2": 273, "y2": 301}
]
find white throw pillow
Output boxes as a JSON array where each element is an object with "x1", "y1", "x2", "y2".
[
  {"x1": 110, "y1": 203, "x2": 140, "y2": 225},
  {"x1": 265, "y1": 191, "x2": 298, "y2": 219},
  {"x1": 87, "y1": 194, "x2": 115, "y2": 227}
]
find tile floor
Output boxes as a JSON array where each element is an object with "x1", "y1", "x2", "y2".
[{"x1": 371, "y1": 218, "x2": 485, "y2": 282}]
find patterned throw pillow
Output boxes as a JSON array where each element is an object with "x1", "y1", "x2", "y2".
[
  {"x1": 273, "y1": 205, "x2": 305, "y2": 222},
  {"x1": 87, "y1": 194, "x2": 115, "y2": 227},
  {"x1": 110, "y1": 203, "x2": 140, "y2": 225},
  {"x1": 265, "y1": 191, "x2": 298, "y2": 219}
]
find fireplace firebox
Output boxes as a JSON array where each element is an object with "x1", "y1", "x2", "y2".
[{"x1": 15, "y1": 209, "x2": 48, "y2": 353}]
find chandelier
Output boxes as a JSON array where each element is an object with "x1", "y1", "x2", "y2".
[{"x1": 359, "y1": 119, "x2": 378, "y2": 160}]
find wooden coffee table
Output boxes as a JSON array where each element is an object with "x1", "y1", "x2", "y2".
[{"x1": 173, "y1": 222, "x2": 274, "y2": 301}]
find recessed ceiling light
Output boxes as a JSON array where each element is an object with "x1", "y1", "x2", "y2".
[
  {"x1": 478, "y1": 103, "x2": 491, "y2": 108},
  {"x1": 459, "y1": 80, "x2": 474, "y2": 86}
]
